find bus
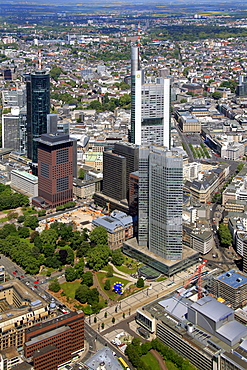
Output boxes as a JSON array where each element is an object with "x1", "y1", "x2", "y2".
[{"x1": 118, "y1": 357, "x2": 129, "y2": 369}]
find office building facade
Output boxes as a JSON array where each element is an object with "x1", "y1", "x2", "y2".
[
  {"x1": 102, "y1": 142, "x2": 139, "y2": 202},
  {"x1": 24, "y1": 312, "x2": 84, "y2": 370},
  {"x1": 209, "y1": 269, "x2": 247, "y2": 309},
  {"x1": 130, "y1": 45, "x2": 171, "y2": 148},
  {"x1": 136, "y1": 295, "x2": 247, "y2": 370},
  {"x1": 113, "y1": 142, "x2": 139, "y2": 199},
  {"x1": 11, "y1": 170, "x2": 38, "y2": 197},
  {"x1": 26, "y1": 70, "x2": 50, "y2": 163},
  {"x1": 2, "y1": 107, "x2": 27, "y2": 153},
  {"x1": 138, "y1": 146, "x2": 183, "y2": 260},
  {"x1": 34, "y1": 133, "x2": 75, "y2": 208}
]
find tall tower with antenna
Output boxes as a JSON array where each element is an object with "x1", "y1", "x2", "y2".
[
  {"x1": 130, "y1": 24, "x2": 171, "y2": 149},
  {"x1": 38, "y1": 49, "x2": 42, "y2": 70}
]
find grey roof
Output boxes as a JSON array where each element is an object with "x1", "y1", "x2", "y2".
[
  {"x1": 239, "y1": 338, "x2": 247, "y2": 351},
  {"x1": 34, "y1": 132, "x2": 76, "y2": 146},
  {"x1": 84, "y1": 346, "x2": 123, "y2": 370},
  {"x1": 25, "y1": 326, "x2": 70, "y2": 346},
  {"x1": 190, "y1": 296, "x2": 233, "y2": 322},
  {"x1": 216, "y1": 320, "x2": 247, "y2": 344},
  {"x1": 158, "y1": 296, "x2": 192, "y2": 321},
  {"x1": 92, "y1": 211, "x2": 132, "y2": 233}
]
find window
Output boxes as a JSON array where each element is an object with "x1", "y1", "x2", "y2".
[
  {"x1": 56, "y1": 176, "x2": 69, "y2": 192},
  {"x1": 40, "y1": 162, "x2": 49, "y2": 178},
  {"x1": 56, "y1": 148, "x2": 68, "y2": 164}
]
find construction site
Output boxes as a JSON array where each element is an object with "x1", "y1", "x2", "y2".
[{"x1": 37, "y1": 206, "x2": 104, "y2": 232}]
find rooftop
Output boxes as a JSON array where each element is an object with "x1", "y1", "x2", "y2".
[
  {"x1": 26, "y1": 326, "x2": 70, "y2": 347},
  {"x1": 11, "y1": 169, "x2": 38, "y2": 182},
  {"x1": 84, "y1": 346, "x2": 123, "y2": 370},
  {"x1": 190, "y1": 295, "x2": 233, "y2": 322},
  {"x1": 0, "y1": 346, "x2": 19, "y2": 360},
  {"x1": 34, "y1": 132, "x2": 76, "y2": 146},
  {"x1": 217, "y1": 269, "x2": 247, "y2": 289}
]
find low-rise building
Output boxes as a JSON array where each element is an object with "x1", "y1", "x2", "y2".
[
  {"x1": 24, "y1": 311, "x2": 84, "y2": 370},
  {"x1": 11, "y1": 170, "x2": 38, "y2": 197},
  {"x1": 176, "y1": 111, "x2": 201, "y2": 133},
  {"x1": 221, "y1": 142, "x2": 245, "y2": 160},
  {"x1": 222, "y1": 165, "x2": 247, "y2": 205},
  {"x1": 136, "y1": 294, "x2": 247, "y2": 370},
  {"x1": 83, "y1": 151, "x2": 103, "y2": 172},
  {"x1": 224, "y1": 199, "x2": 246, "y2": 213},
  {"x1": 0, "y1": 280, "x2": 56, "y2": 351},
  {"x1": 73, "y1": 178, "x2": 102, "y2": 199},
  {"x1": 190, "y1": 228, "x2": 214, "y2": 254},
  {"x1": 84, "y1": 346, "x2": 123, "y2": 370},
  {"x1": 0, "y1": 347, "x2": 22, "y2": 370},
  {"x1": 92, "y1": 210, "x2": 133, "y2": 249}
]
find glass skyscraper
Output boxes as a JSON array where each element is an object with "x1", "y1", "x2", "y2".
[
  {"x1": 26, "y1": 70, "x2": 50, "y2": 163},
  {"x1": 138, "y1": 146, "x2": 183, "y2": 260},
  {"x1": 130, "y1": 45, "x2": 171, "y2": 149}
]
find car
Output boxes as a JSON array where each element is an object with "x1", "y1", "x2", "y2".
[
  {"x1": 20, "y1": 275, "x2": 24, "y2": 278},
  {"x1": 34, "y1": 280, "x2": 39, "y2": 284},
  {"x1": 12, "y1": 272, "x2": 16, "y2": 275},
  {"x1": 34, "y1": 285, "x2": 38, "y2": 288},
  {"x1": 25, "y1": 282, "x2": 30, "y2": 285}
]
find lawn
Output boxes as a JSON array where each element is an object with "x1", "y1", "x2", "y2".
[
  {"x1": 166, "y1": 360, "x2": 178, "y2": 370},
  {"x1": 22, "y1": 208, "x2": 37, "y2": 216},
  {"x1": 96, "y1": 271, "x2": 130, "y2": 300},
  {"x1": 116, "y1": 257, "x2": 141, "y2": 274},
  {"x1": 156, "y1": 276, "x2": 166, "y2": 282},
  {"x1": 61, "y1": 280, "x2": 82, "y2": 299},
  {"x1": 0, "y1": 216, "x2": 9, "y2": 223},
  {"x1": 118, "y1": 284, "x2": 145, "y2": 301},
  {"x1": 39, "y1": 267, "x2": 57, "y2": 276},
  {"x1": 1, "y1": 209, "x2": 16, "y2": 214},
  {"x1": 141, "y1": 352, "x2": 161, "y2": 370}
]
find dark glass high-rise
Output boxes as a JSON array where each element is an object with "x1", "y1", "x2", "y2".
[{"x1": 26, "y1": 70, "x2": 50, "y2": 163}]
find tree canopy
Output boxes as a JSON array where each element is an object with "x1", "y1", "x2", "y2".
[
  {"x1": 87, "y1": 244, "x2": 110, "y2": 271},
  {"x1": 218, "y1": 223, "x2": 233, "y2": 248},
  {"x1": 111, "y1": 249, "x2": 124, "y2": 266},
  {"x1": 89, "y1": 226, "x2": 108, "y2": 246},
  {"x1": 49, "y1": 278, "x2": 61, "y2": 293},
  {"x1": 65, "y1": 266, "x2": 77, "y2": 282},
  {"x1": 0, "y1": 183, "x2": 29, "y2": 211}
]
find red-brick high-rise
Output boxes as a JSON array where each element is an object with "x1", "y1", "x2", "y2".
[
  {"x1": 34, "y1": 133, "x2": 76, "y2": 208},
  {"x1": 24, "y1": 311, "x2": 84, "y2": 370}
]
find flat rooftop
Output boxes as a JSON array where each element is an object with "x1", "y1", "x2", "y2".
[
  {"x1": 85, "y1": 346, "x2": 123, "y2": 370},
  {"x1": 25, "y1": 311, "x2": 83, "y2": 335},
  {"x1": 125, "y1": 237, "x2": 198, "y2": 266},
  {"x1": 11, "y1": 169, "x2": 38, "y2": 182},
  {"x1": 25, "y1": 326, "x2": 70, "y2": 347},
  {"x1": 217, "y1": 269, "x2": 247, "y2": 288},
  {"x1": 139, "y1": 294, "x2": 243, "y2": 355},
  {"x1": 0, "y1": 280, "x2": 47, "y2": 325}
]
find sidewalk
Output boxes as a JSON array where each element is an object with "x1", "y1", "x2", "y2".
[{"x1": 86, "y1": 263, "x2": 199, "y2": 332}]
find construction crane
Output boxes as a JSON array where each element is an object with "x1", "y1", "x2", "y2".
[{"x1": 177, "y1": 259, "x2": 207, "y2": 300}]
